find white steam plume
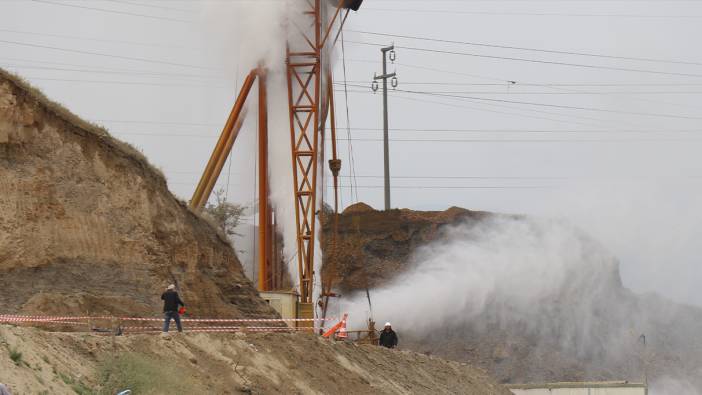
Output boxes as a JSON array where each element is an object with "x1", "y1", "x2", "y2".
[
  {"x1": 342, "y1": 216, "x2": 616, "y2": 334},
  {"x1": 339, "y1": 215, "x2": 702, "y2": 391}
]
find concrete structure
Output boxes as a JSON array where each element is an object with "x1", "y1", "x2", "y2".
[
  {"x1": 507, "y1": 381, "x2": 647, "y2": 395},
  {"x1": 260, "y1": 291, "x2": 298, "y2": 327}
]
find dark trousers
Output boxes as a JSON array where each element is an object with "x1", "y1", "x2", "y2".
[{"x1": 163, "y1": 311, "x2": 182, "y2": 332}]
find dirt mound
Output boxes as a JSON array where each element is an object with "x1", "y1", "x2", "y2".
[
  {"x1": 322, "y1": 205, "x2": 490, "y2": 292},
  {"x1": 322, "y1": 204, "x2": 702, "y2": 389},
  {"x1": 0, "y1": 324, "x2": 511, "y2": 394},
  {"x1": 342, "y1": 202, "x2": 375, "y2": 214},
  {"x1": 0, "y1": 68, "x2": 276, "y2": 319}
]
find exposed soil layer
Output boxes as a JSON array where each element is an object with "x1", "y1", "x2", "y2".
[
  {"x1": 321, "y1": 204, "x2": 493, "y2": 293},
  {"x1": 0, "y1": 69, "x2": 277, "y2": 319},
  {"x1": 0, "y1": 324, "x2": 511, "y2": 395}
]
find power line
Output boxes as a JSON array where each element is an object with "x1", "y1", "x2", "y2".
[
  {"x1": 0, "y1": 39, "x2": 216, "y2": 70},
  {"x1": 98, "y1": 120, "x2": 219, "y2": 126},
  {"x1": 0, "y1": 28, "x2": 198, "y2": 51},
  {"x1": 340, "y1": 127, "x2": 702, "y2": 134},
  {"x1": 346, "y1": 83, "x2": 702, "y2": 121},
  {"x1": 340, "y1": 28, "x2": 359, "y2": 203},
  {"x1": 102, "y1": 0, "x2": 192, "y2": 13},
  {"x1": 343, "y1": 81, "x2": 702, "y2": 87},
  {"x1": 17, "y1": 76, "x2": 227, "y2": 88},
  {"x1": 362, "y1": 7, "x2": 702, "y2": 18},
  {"x1": 330, "y1": 174, "x2": 702, "y2": 180},
  {"x1": 346, "y1": 41, "x2": 702, "y2": 79},
  {"x1": 329, "y1": 185, "x2": 554, "y2": 189},
  {"x1": 348, "y1": 30, "x2": 702, "y2": 67},
  {"x1": 333, "y1": 84, "x2": 702, "y2": 95},
  {"x1": 1, "y1": 62, "x2": 223, "y2": 79},
  {"x1": 113, "y1": 132, "x2": 702, "y2": 142},
  {"x1": 336, "y1": 137, "x2": 702, "y2": 143},
  {"x1": 29, "y1": 0, "x2": 192, "y2": 23}
]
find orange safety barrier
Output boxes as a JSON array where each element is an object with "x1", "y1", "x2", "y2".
[{"x1": 322, "y1": 314, "x2": 348, "y2": 339}]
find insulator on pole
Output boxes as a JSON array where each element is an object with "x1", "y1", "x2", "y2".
[
  {"x1": 371, "y1": 80, "x2": 379, "y2": 92},
  {"x1": 391, "y1": 76, "x2": 398, "y2": 89},
  {"x1": 389, "y1": 49, "x2": 396, "y2": 63}
]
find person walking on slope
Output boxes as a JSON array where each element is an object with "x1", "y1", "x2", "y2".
[
  {"x1": 161, "y1": 284, "x2": 185, "y2": 333},
  {"x1": 379, "y1": 322, "x2": 398, "y2": 349}
]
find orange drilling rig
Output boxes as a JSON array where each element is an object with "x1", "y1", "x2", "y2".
[{"x1": 189, "y1": 0, "x2": 363, "y2": 324}]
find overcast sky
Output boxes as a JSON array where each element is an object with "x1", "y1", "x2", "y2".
[{"x1": 2, "y1": 0, "x2": 702, "y2": 306}]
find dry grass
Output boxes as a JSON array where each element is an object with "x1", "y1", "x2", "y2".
[{"x1": 98, "y1": 353, "x2": 197, "y2": 395}]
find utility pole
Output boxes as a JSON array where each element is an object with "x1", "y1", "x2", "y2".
[{"x1": 372, "y1": 44, "x2": 397, "y2": 211}]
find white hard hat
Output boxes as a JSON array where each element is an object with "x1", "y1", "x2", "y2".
[
  {"x1": 167, "y1": 284, "x2": 176, "y2": 290},
  {"x1": 384, "y1": 322, "x2": 392, "y2": 327}
]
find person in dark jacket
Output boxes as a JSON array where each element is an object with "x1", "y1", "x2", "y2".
[
  {"x1": 161, "y1": 284, "x2": 185, "y2": 333},
  {"x1": 378, "y1": 322, "x2": 398, "y2": 348}
]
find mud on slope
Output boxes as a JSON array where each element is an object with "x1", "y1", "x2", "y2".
[
  {"x1": 0, "y1": 324, "x2": 511, "y2": 395},
  {"x1": 0, "y1": 69, "x2": 277, "y2": 319}
]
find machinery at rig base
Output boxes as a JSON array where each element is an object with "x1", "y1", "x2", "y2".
[{"x1": 190, "y1": 0, "x2": 363, "y2": 325}]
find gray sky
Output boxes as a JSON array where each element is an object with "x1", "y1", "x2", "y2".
[{"x1": 2, "y1": 0, "x2": 702, "y2": 306}]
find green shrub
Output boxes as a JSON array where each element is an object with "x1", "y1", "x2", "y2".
[
  {"x1": 9, "y1": 348, "x2": 22, "y2": 365},
  {"x1": 98, "y1": 353, "x2": 196, "y2": 395}
]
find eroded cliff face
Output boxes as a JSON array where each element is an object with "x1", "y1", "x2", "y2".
[{"x1": 0, "y1": 70, "x2": 277, "y2": 319}]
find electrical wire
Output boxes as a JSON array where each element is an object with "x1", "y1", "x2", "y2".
[
  {"x1": 362, "y1": 7, "x2": 702, "y2": 18},
  {"x1": 28, "y1": 0, "x2": 192, "y2": 23},
  {"x1": 348, "y1": 30, "x2": 702, "y2": 67},
  {"x1": 102, "y1": 0, "x2": 192, "y2": 13},
  {"x1": 0, "y1": 28, "x2": 199, "y2": 51},
  {"x1": 1, "y1": 62, "x2": 223, "y2": 79},
  {"x1": 346, "y1": 41, "x2": 702, "y2": 79},
  {"x1": 340, "y1": 29, "x2": 359, "y2": 204},
  {"x1": 0, "y1": 39, "x2": 216, "y2": 70},
  {"x1": 345, "y1": 83, "x2": 702, "y2": 121}
]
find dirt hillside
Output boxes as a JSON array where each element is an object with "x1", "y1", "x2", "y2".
[
  {"x1": 0, "y1": 324, "x2": 511, "y2": 395},
  {"x1": 322, "y1": 203, "x2": 702, "y2": 390},
  {"x1": 321, "y1": 204, "x2": 493, "y2": 293},
  {"x1": 0, "y1": 68, "x2": 276, "y2": 319}
]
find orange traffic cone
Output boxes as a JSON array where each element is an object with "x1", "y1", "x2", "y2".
[{"x1": 337, "y1": 316, "x2": 348, "y2": 340}]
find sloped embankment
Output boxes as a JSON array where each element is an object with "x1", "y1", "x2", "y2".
[
  {"x1": 0, "y1": 68, "x2": 276, "y2": 319},
  {"x1": 0, "y1": 324, "x2": 511, "y2": 395}
]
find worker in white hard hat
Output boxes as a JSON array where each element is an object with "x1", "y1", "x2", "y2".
[
  {"x1": 378, "y1": 322, "x2": 398, "y2": 349},
  {"x1": 161, "y1": 284, "x2": 185, "y2": 333}
]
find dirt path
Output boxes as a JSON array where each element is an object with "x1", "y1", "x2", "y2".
[{"x1": 0, "y1": 325, "x2": 510, "y2": 394}]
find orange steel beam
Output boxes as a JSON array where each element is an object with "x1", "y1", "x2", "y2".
[
  {"x1": 257, "y1": 69, "x2": 270, "y2": 292},
  {"x1": 287, "y1": 0, "x2": 323, "y2": 305},
  {"x1": 190, "y1": 70, "x2": 257, "y2": 209},
  {"x1": 201, "y1": 114, "x2": 246, "y2": 207}
]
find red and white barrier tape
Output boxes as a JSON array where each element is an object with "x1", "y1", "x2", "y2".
[
  {"x1": 121, "y1": 326, "x2": 314, "y2": 331},
  {"x1": 0, "y1": 314, "x2": 335, "y2": 323}
]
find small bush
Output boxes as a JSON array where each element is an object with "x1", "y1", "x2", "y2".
[
  {"x1": 9, "y1": 348, "x2": 22, "y2": 365},
  {"x1": 59, "y1": 372, "x2": 74, "y2": 385},
  {"x1": 98, "y1": 353, "x2": 196, "y2": 395}
]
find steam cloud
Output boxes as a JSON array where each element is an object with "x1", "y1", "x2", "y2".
[{"x1": 341, "y1": 215, "x2": 701, "y2": 394}]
